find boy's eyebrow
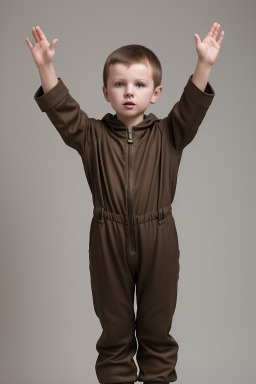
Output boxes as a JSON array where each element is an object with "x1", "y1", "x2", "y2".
[{"x1": 112, "y1": 77, "x2": 149, "y2": 82}]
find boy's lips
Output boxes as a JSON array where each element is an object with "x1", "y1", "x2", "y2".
[
  {"x1": 123, "y1": 101, "x2": 135, "y2": 105},
  {"x1": 123, "y1": 103, "x2": 135, "y2": 109}
]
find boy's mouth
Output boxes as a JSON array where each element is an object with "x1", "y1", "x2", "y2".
[{"x1": 123, "y1": 101, "x2": 135, "y2": 105}]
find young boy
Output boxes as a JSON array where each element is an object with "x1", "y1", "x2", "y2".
[{"x1": 26, "y1": 22, "x2": 224, "y2": 384}]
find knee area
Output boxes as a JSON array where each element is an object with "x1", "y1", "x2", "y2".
[{"x1": 136, "y1": 319, "x2": 167, "y2": 341}]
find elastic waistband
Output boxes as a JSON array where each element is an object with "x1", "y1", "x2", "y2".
[{"x1": 93, "y1": 203, "x2": 172, "y2": 225}]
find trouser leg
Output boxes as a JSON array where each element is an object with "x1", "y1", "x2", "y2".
[
  {"x1": 89, "y1": 218, "x2": 138, "y2": 383},
  {"x1": 136, "y1": 214, "x2": 180, "y2": 383}
]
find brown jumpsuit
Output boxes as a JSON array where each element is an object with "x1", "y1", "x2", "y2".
[{"x1": 34, "y1": 74, "x2": 215, "y2": 384}]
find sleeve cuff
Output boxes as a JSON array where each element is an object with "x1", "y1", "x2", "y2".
[
  {"x1": 183, "y1": 74, "x2": 215, "y2": 109},
  {"x1": 34, "y1": 77, "x2": 69, "y2": 112}
]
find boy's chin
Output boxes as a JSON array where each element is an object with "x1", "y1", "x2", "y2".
[
  {"x1": 115, "y1": 111, "x2": 145, "y2": 118},
  {"x1": 115, "y1": 108, "x2": 145, "y2": 115}
]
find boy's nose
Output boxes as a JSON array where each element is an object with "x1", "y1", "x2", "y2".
[{"x1": 125, "y1": 88, "x2": 134, "y2": 97}]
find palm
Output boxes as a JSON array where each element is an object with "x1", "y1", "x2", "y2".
[
  {"x1": 195, "y1": 22, "x2": 224, "y2": 66},
  {"x1": 25, "y1": 26, "x2": 59, "y2": 68},
  {"x1": 32, "y1": 40, "x2": 55, "y2": 67}
]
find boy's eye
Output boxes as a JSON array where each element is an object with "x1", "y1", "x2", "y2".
[{"x1": 115, "y1": 82, "x2": 145, "y2": 88}]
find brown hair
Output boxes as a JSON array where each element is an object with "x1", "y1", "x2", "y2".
[{"x1": 103, "y1": 44, "x2": 162, "y2": 90}]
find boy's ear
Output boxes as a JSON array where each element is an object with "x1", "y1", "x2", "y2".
[
  {"x1": 150, "y1": 85, "x2": 163, "y2": 104},
  {"x1": 102, "y1": 85, "x2": 110, "y2": 102}
]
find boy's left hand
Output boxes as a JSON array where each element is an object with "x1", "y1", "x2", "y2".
[{"x1": 194, "y1": 22, "x2": 224, "y2": 66}]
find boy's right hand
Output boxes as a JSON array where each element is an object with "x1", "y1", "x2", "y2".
[{"x1": 25, "y1": 26, "x2": 59, "y2": 68}]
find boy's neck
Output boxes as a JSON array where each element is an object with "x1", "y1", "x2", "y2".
[{"x1": 114, "y1": 112, "x2": 146, "y2": 128}]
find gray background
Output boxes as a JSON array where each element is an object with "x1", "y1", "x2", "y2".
[{"x1": 1, "y1": 0, "x2": 255, "y2": 383}]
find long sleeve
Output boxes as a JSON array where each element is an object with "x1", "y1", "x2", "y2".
[
  {"x1": 159, "y1": 74, "x2": 215, "y2": 151},
  {"x1": 34, "y1": 77, "x2": 96, "y2": 156}
]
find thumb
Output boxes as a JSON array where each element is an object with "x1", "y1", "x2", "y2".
[
  {"x1": 194, "y1": 34, "x2": 201, "y2": 45},
  {"x1": 49, "y1": 39, "x2": 59, "y2": 50}
]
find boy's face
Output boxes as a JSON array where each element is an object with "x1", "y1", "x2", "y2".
[{"x1": 102, "y1": 61, "x2": 162, "y2": 127}]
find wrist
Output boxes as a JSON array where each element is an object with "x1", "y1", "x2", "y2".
[
  {"x1": 37, "y1": 62, "x2": 55, "y2": 71},
  {"x1": 197, "y1": 59, "x2": 213, "y2": 69},
  {"x1": 37, "y1": 63, "x2": 58, "y2": 94}
]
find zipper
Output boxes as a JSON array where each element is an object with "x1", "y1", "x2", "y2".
[
  {"x1": 127, "y1": 126, "x2": 136, "y2": 255},
  {"x1": 127, "y1": 126, "x2": 133, "y2": 144}
]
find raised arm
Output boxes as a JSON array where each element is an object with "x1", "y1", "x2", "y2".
[
  {"x1": 33, "y1": 74, "x2": 91, "y2": 156},
  {"x1": 26, "y1": 26, "x2": 94, "y2": 156},
  {"x1": 159, "y1": 22, "x2": 224, "y2": 151},
  {"x1": 161, "y1": 71, "x2": 215, "y2": 151}
]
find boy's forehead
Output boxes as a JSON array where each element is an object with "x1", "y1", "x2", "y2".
[{"x1": 109, "y1": 62, "x2": 153, "y2": 79}]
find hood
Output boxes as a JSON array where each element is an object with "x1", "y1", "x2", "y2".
[{"x1": 102, "y1": 112, "x2": 160, "y2": 130}]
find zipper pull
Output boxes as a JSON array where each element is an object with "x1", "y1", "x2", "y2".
[{"x1": 127, "y1": 126, "x2": 133, "y2": 143}]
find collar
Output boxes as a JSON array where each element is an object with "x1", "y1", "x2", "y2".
[{"x1": 102, "y1": 112, "x2": 160, "y2": 130}]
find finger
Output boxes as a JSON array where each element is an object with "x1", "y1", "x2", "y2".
[
  {"x1": 25, "y1": 37, "x2": 34, "y2": 50},
  {"x1": 217, "y1": 30, "x2": 224, "y2": 47},
  {"x1": 213, "y1": 23, "x2": 220, "y2": 40},
  {"x1": 206, "y1": 22, "x2": 218, "y2": 38},
  {"x1": 35, "y1": 25, "x2": 47, "y2": 41},
  {"x1": 194, "y1": 34, "x2": 201, "y2": 44},
  {"x1": 32, "y1": 26, "x2": 40, "y2": 43},
  {"x1": 49, "y1": 39, "x2": 59, "y2": 50}
]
